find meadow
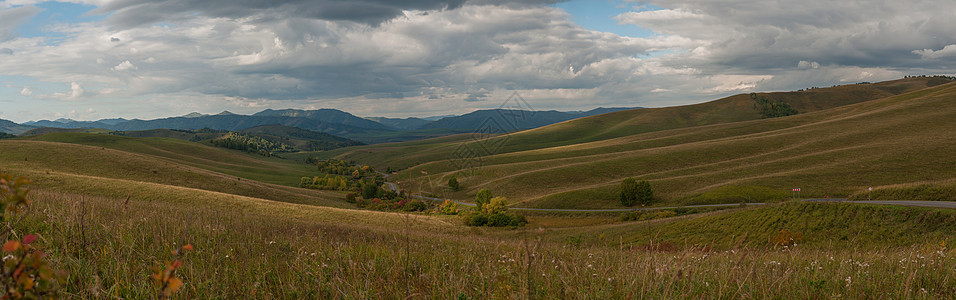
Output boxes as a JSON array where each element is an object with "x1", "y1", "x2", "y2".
[
  {"x1": 7, "y1": 184, "x2": 956, "y2": 298},
  {"x1": 1, "y1": 77, "x2": 954, "y2": 298},
  {"x1": 325, "y1": 78, "x2": 956, "y2": 208}
]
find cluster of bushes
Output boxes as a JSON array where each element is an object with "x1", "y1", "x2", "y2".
[
  {"x1": 356, "y1": 197, "x2": 430, "y2": 212},
  {"x1": 0, "y1": 132, "x2": 16, "y2": 139},
  {"x1": 299, "y1": 174, "x2": 352, "y2": 190},
  {"x1": 461, "y1": 189, "x2": 526, "y2": 227},
  {"x1": 313, "y1": 159, "x2": 375, "y2": 179},
  {"x1": 348, "y1": 183, "x2": 432, "y2": 212},
  {"x1": 750, "y1": 93, "x2": 798, "y2": 118},
  {"x1": 905, "y1": 75, "x2": 956, "y2": 81},
  {"x1": 210, "y1": 132, "x2": 294, "y2": 156}
]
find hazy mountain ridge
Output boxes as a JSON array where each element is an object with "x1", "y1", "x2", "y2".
[{"x1": 6, "y1": 107, "x2": 640, "y2": 143}]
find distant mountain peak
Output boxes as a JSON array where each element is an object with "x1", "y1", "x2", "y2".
[
  {"x1": 53, "y1": 118, "x2": 76, "y2": 123},
  {"x1": 216, "y1": 111, "x2": 236, "y2": 116},
  {"x1": 181, "y1": 112, "x2": 207, "y2": 118}
]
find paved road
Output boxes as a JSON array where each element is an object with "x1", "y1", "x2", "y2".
[{"x1": 382, "y1": 177, "x2": 956, "y2": 212}]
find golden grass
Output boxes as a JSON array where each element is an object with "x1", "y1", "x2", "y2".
[
  {"x1": 14, "y1": 188, "x2": 956, "y2": 298},
  {"x1": 353, "y1": 80, "x2": 956, "y2": 208}
]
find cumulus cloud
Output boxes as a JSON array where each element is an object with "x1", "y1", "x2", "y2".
[
  {"x1": 913, "y1": 44, "x2": 956, "y2": 59},
  {"x1": 112, "y1": 60, "x2": 138, "y2": 71},
  {"x1": 20, "y1": 87, "x2": 32, "y2": 96},
  {"x1": 51, "y1": 82, "x2": 85, "y2": 101}
]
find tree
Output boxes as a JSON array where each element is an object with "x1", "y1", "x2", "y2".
[
  {"x1": 362, "y1": 183, "x2": 380, "y2": 200},
  {"x1": 475, "y1": 189, "x2": 493, "y2": 210},
  {"x1": 483, "y1": 197, "x2": 508, "y2": 214},
  {"x1": 637, "y1": 180, "x2": 654, "y2": 206},
  {"x1": 448, "y1": 177, "x2": 461, "y2": 192},
  {"x1": 620, "y1": 177, "x2": 639, "y2": 206}
]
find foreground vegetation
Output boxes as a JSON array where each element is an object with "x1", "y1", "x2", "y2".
[{"x1": 5, "y1": 185, "x2": 956, "y2": 298}]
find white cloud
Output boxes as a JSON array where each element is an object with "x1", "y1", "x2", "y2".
[
  {"x1": 19, "y1": 87, "x2": 32, "y2": 96},
  {"x1": 51, "y1": 82, "x2": 85, "y2": 101},
  {"x1": 798, "y1": 61, "x2": 820, "y2": 69},
  {"x1": 913, "y1": 44, "x2": 956, "y2": 59},
  {"x1": 112, "y1": 60, "x2": 138, "y2": 71}
]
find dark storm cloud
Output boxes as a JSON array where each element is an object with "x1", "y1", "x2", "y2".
[{"x1": 96, "y1": 0, "x2": 470, "y2": 27}]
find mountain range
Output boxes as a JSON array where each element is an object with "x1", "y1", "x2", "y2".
[{"x1": 1, "y1": 107, "x2": 640, "y2": 143}]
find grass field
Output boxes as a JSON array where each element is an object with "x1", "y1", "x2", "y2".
[
  {"x1": 0, "y1": 138, "x2": 348, "y2": 208},
  {"x1": 8, "y1": 183, "x2": 956, "y2": 298},
  {"x1": 1, "y1": 77, "x2": 954, "y2": 297},
  {"x1": 326, "y1": 78, "x2": 956, "y2": 208}
]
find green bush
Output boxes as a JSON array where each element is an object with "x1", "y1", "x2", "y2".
[{"x1": 403, "y1": 200, "x2": 429, "y2": 212}]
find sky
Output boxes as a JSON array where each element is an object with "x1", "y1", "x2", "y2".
[{"x1": 1, "y1": 0, "x2": 955, "y2": 123}]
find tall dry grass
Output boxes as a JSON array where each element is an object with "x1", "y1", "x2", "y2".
[{"x1": 14, "y1": 189, "x2": 956, "y2": 298}]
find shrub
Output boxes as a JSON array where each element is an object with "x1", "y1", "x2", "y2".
[
  {"x1": 486, "y1": 213, "x2": 513, "y2": 227},
  {"x1": 620, "y1": 178, "x2": 638, "y2": 206},
  {"x1": 637, "y1": 180, "x2": 654, "y2": 206},
  {"x1": 403, "y1": 200, "x2": 429, "y2": 212},
  {"x1": 439, "y1": 200, "x2": 459, "y2": 215},
  {"x1": 448, "y1": 177, "x2": 460, "y2": 192},
  {"x1": 482, "y1": 197, "x2": 508, "y2": 214},
  {"x1": 475, "y1": 189, "x2": 493, "y2": 210},
  {"x1": 345, "y1": 193, "x2": 357, "y2": 203},
  {"x1": 362, "y1": 183, "x2": 380, "y2": 200},
  {"x1": 463, "y1": 213, "x2": 488, "y2": 227}
]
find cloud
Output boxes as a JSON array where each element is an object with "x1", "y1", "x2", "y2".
[
  {"x1": 96, "y1": 0, "x2": 471, "y2": 28},
  {"x1": 0, "y1": 48, "x2": 11, "y2": 55},
  {"x1": 20, "y1": 87, "x2": 32, "y2": 96},
  {"x1": 913, "y1": 44, "x2": 956, "y2": 59},
  {"x1": 51, "y1": 82, "x2": 85, "y2": 101},
  {"x1": 0, "y1": 5, "x2": 41, "y2": 41},
  {"x1": 798, "y1": 61, "x2": 820, "y2": 69},
  {"x1": 617, "y1": 0, "x2": 956, "y2": 72},
  {"x1": 112, "y1": 60, "x2": 138, "y2": 71},
  {"x1": 3, "y1": 0, "x2": 956, "y2": 122}
]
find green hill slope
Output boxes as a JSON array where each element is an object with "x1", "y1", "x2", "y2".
[
  {"x1": 329, "y1": 78, "x2": 956, "y2": 208},
  {"x1": 18, "y1": 132, "x2": 322, "y2": 187},
  {"x1": 0, "y1": 138, "x2": 348, "y2": 208},
  {"x1": 329, "y1": 77, "x2": 952, "y2": 171}
]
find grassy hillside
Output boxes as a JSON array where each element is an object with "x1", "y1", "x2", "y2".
[
  {"x1": 18, "y1": 132, "x2": 322, "y2": 187},
  {"x1": 0, "y1": 139, "x2": 348, "y2": 208},
  {"x1": 552, "y1": 201, "x2": 956, "y2": 249},
  {"x1": 331, "y1": 77, "x2": 951, "y2": 171},
  {"x1": 327, "y1": 78, "x2": 956, "y2": 208}
]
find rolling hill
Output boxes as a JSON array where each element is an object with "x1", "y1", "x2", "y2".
[
  {"x1": 323, "y1": 77, "x2": 956, "y2": 208},
  {"x1": 418, "y1": 107, "x2": 639, "y2": 132},
  {"x1": 0, "y1": 118, "x2": 36, "y2": 135},
  {"x1": 110, "y1": 125, "x2": 364, "y2": 152}
]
